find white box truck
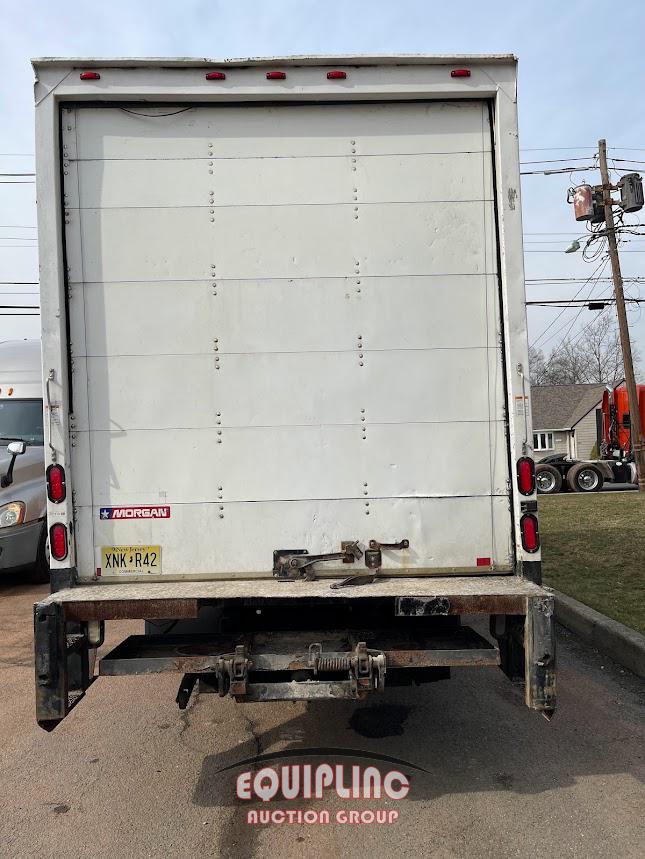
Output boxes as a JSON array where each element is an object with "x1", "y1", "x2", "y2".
[{"x1": 32, "y1": 55, "x2": 555, "y2": 729}]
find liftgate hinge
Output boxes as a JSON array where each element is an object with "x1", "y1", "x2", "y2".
[
  {"x1": 176, "y1": 644, "x2": 250, "y2": 707},
  {"x1": 308, "y1": 641, "x2": 387, "y2": 693}
]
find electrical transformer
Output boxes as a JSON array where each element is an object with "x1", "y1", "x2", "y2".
[{"x1": 618, "y1": 172, "x2": 644, "y2": 213}]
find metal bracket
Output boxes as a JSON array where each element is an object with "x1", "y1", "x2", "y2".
[
  {"x1": 352, "y1": 642, "x2": 387, "y2": 694},
  {"x1": 273, "y1": 541, "x2": 363, "y2": 580},
  {"x1": 34, "y1": 601, "x2": 93, "y2": 731},
  {"x1": 215, "y1": 644, "x2": 250, "y2": 698},
  {"x1": 364, "y1": 538, "x2": 409, "y2": 572},
  {"x1": 330, "y1": 573, "x2": 376, "y2": 589},
  {"x1": 307, "y1": 641, "x2": 386, "y2": 694},
  {"x1": 369, "y1": 539, "x2": 409, "y2": 550}
]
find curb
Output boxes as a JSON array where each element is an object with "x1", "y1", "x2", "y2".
[{"x1": 553, "y1": 590, "x2": 645, "y2": 679}]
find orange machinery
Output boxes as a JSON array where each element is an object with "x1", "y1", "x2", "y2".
[{"x1": 601, "y1": 384, "x2": 645, "y2": 458}]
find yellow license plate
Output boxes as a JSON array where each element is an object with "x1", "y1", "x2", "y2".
[{"x1": 101, "y1": 545, "x2": 161, "y2": 576}]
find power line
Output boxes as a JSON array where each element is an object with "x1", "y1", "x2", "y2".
[
  {"x1": 538, "y1": 279, "x2": 608, "y2": 351},
  {"x1": 526, "y1": 249, "x2": 645, "y2": 253},
  {"x1": 531, "y1": 257, "x2": 609, "y2": 348},
  {"x1": 521, "y1": 166, "x2": 596, "y2": 176},
  {"x1": 520, "y1": 157, "x2": 597, "y2": 165},
  {"x1": 526, "y1": 276, "x2": 644, "y2": 283},
  {"x1": 520, "y1": 147, "x2": 596, "y2": 152},
  {"x1": 527, "y1": 298, "x2": 643, "y2": 306}
]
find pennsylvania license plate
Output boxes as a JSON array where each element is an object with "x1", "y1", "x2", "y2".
[{"x1": 101, "y1": 545, "x2": 161, "y2": 575}]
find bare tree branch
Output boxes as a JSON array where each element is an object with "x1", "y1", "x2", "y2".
[{"x1": 533, "y1": 314, "x2": 641, "y2": 386}]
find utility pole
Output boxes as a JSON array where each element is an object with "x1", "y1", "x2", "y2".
[{"x1": 598, "y1": 139, "x2": 645, "y2": 491}]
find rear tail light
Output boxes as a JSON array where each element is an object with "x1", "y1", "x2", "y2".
[
  {"x1": 205, "y1": 71, "x2": 226, "y2": 80},
  {"x1": 516, "y1": 457, "x2": 535, "y2": 495},
  {"x1": 80, "y1": 71, "x2": 101, "y2": 81},
  {"x1": 520, "y1": 514, "x2": 540, "y2": 553},
  {"x1": 266, "y1": 71, "x2": 286, "y2": 80},
  {"x1": 49, "y1": 523, "x2": 68, "y2": 561},
  {"x1": 46, "y1": 464, "x2": 66, "y2": 503},
  {"x1": 327, "y1": 70, "x2": 347, "y2": 79},
  {"x1": 450, "y1": 69, "x2": 471, "y2": 78}
]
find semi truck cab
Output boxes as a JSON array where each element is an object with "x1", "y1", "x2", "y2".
[{"x1": 0, "y1": 340, "x2": 48, "y2": 579}]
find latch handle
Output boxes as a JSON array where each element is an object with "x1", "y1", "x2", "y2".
[
  {"x1": 369, "y1": 539, "x2": 409, "y2": 550},
  {"x1": 273, "y1": 541, "x2": 362, "y2": 580}
]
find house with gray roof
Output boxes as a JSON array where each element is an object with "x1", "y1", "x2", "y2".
[{"x1": 530, "y1": 383, "x2": 606, "y2": 460}]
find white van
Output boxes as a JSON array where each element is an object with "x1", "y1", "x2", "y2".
[{"x1": 0, "y1": 340, "x2": 48, "y2": 579}]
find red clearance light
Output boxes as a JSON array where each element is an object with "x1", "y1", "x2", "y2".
[
  {"x1": 517, "y1": 457, "x2": 535, "y2": 496},
  {"x1": 476, "y1": 557, "x2": 492, "y2": 567},
  {"x1": 205, "y1": 71, "x2": 226, "y2": 80},
  {"x1": 80, "y1": 71, "x2": 101, "y2": 81},
  {"x1": 46, "y1": 464, "x2": 66, "y2": 503},
  {"x1": 327, "y1": 70, "x2": 347, "y2": 80},
  {"x1": 266, "y1": 71, "x2": 286, "y2": 80},
  {"x1": 520, "y1": 513, "x2": 540, "y2": 553},
  {"x1": 49, "y1": 523, "x2": 68, "y2": 561},
  {"x1": 450, "y1": 69, "x2": 471, "y2": 78}
]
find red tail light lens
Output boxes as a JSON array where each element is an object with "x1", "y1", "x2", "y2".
[
  {"x1": 49, "y1": 523, "x2": 68, "y2": 561},
  {"x1": 46, "y1": 464, "x2": 66, "y2": 503},
  {"x1": 266, "y1": 71, "x2": 286, "y2": 80},
  {"x1": 517, "y1": 457, "x2": 535, "y2": 496},
  {"x1": 327, "y1": 70, "x2": 347, "y2": 79},
  {"x1": 80, "y1": 71, "x2": 101, "y2": 80},
  {"x1": 520, "y1": 514, "x2": 540, "y2": 553},
  {"x1": 450, "y1": 69, "x2": 471, "y2": 78},
  {"x1": 205, "y1": 71, "x2": 226, "y2": 80}
]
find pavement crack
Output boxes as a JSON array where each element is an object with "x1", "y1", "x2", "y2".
[
  {"x1": 240, "y1": 708, "x2": 262, "y2": 759},
  {"x1": 214, "y1": 706, "x2": 262, "y2": 859}
]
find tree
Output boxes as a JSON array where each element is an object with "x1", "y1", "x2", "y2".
[
  {"x1": 582, "y1": 312, "x2": 631, "y2": 385},
  {"x1": 528, "y1": 345, "x2": 547, "y2": 385},
  {"x1": 531, "y1": 312, "x2": 640, "y2": 386}
]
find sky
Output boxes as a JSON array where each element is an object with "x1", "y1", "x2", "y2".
[{"x1": 1, "y1": 0, "x2": 644, "y2": 370}]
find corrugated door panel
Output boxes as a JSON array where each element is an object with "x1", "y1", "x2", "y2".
[
  {"x1": 72, "y1": 348, "x2": 504, "y2": 430},
  {"x1": 69, "y1": 274, "x2": 500, "y2": 357},
  {"x1": 72, "y1": 151, "x2": 491, "y2": 209},
  {"x1": 74, "y1": 102, "x2": 491, "y2": 160},
  {"x1": 71, "y1": 200, "x2": 494, "y2": 283},
  {"x1": 76, "y1": 496, "x2": 513, "y2": 579},
  {"x1": 65, "y1": 100, "x2": 511, "y2": 579},
  {"x1": 72, "y1": 421, "x2": 509, "y2": 506}
]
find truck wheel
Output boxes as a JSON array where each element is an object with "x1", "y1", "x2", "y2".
[
  {"x1": 30, "y1": 526, "x2": 50, "y2": 584},
  {"x1": 566, "y1": 463, "x2": 604, "y2": 493},
  {"x1": 535, "y1": 464, "x2": 562, "y2": 494}
]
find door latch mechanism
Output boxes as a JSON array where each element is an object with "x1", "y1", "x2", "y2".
[
  {"x1": 364, "y1": 538, "x2": 409, "y2": 571},
  {"x1": 273, "y1": 541, "x2": 363, "y2": 581}
]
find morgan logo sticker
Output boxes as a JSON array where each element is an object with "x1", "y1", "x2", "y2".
[{"x1": 99, "y1": 505, "x2": 171, "y2": 520}]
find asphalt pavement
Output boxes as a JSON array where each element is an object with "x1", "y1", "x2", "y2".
[{"x1": 1, "y1": 576, "x2": 643, "y2": 859}]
